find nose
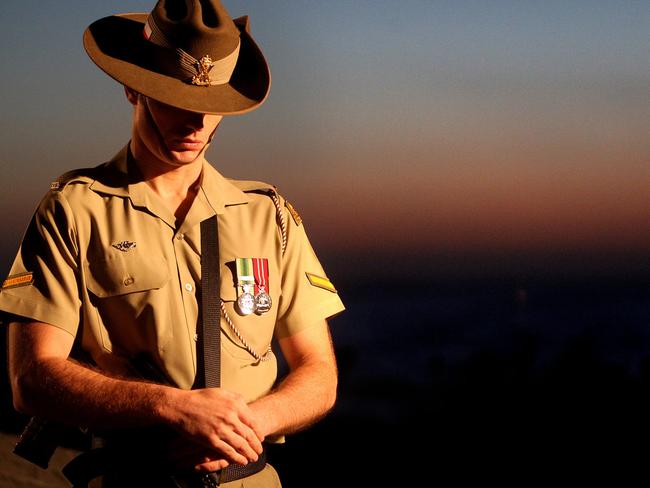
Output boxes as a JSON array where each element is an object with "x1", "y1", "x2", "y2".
[{"x1": 185, "y1": 111, "x2": 206, "y2": 130}]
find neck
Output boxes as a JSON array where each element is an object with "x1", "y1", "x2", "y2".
[{"x1": 129, "y1": 138, "x2": 205, "y2": 226}]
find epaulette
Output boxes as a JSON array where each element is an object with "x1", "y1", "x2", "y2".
[
  {"x1": 230, "y1": 179, "x2": 278, "y2": 195},
  {"x1": 229, "y1": 179, "x2": 289, "y2": 255},
  {"x1": 231, "y1": 179, "x2": 303, "y2": 228},
  {"x1": 49, "y1": 168, "x2": 97, "y2": 192}
]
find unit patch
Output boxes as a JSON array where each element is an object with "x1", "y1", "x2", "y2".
[
  {"x1": 2, "y1": 272, "x2": 34, "y2": 290},
  {"x1": 285, "y1": 201, "x2": 302, "y2": 226},
  {"x1": 306, "y1": 273, "x2": 337, "y2": 293}
]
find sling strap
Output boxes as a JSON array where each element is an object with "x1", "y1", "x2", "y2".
[
  {"x1": 199, "y1": 215, "x2": 221, "y2": 388},
  {"x1": 63, "y1": 216, "x2": 228, "y2": 487}
]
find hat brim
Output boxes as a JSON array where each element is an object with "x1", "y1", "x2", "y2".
[{"x1": 83, "y1": 13, "x2": 271, "y2": 115}]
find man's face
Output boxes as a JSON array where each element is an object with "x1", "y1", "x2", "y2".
[{"x1": 128, "y1": 88, "x2": 223, "y2": 167}]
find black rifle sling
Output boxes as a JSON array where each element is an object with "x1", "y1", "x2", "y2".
[
  {"x1": 61, "y1": 216, "x2": 224, "y2": 487},
  {"x1": 199, "y1": 215, "x2": 221, "y2": 388}
]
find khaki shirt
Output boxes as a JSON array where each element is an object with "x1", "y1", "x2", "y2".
[{"x1": 0, "y1": 146, "x2": 344, "y2": 402}]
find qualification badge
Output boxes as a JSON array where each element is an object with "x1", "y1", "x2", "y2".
[
  {"x1": 252, "y1": 258, "x2": 272, "y2": 315},
  {"x1": 235, "y1": 258, "x2": 256, "y2": 315}
]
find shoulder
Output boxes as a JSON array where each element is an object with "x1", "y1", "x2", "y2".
[
  {"x1": 229, "y1": 179, "x2": 302, "y2": 219},
  {"x1": 229, "y1": 178, "x2": 304, "y2": 228},
  {"x1": 228, "y1": 178, "x2": 278, "y2": 196},
  {"x1": 227, "y1": 178, "x2": 284, "y2": 209},
  {"x1": 37, "y1": 163, "x2": 113, "y2": 216},
  {"x1": 49, "y1": 166, "x2": 101, "y2": 192},
  {"x1": 47, "y1": 161, "x2": 122, "y2": 204}
]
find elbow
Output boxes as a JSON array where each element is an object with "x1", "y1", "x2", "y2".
[
  {"x1": 11, "y1": 376, "x2": 36, "y2": 416},
  {"x1": 12, "y1": 397, "x2": 35, "y2": 417},
  {"x1": 324, "y1": 390, "x2": 336, "y2": 416},
  {"x1": 10, "y1": 366, "x2": 45, "y2": 416},
  {"x1": 322, "y1": 366, "x2": 338, "y2": 414}
]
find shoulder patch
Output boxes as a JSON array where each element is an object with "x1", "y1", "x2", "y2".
[
  {"x1": 50, "y1": 168, "x2": 96, "y2": 192},
  {"x1": 306, "y1": 273, "x2": 337, "y2": 293},
  {"x1": 285, "y1": 200, "x2": 302, "y2": 226},
  {"x1": 2, "y1": 272, "x2": 34, "y2": 290}
]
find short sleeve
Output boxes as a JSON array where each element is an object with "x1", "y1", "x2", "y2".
[
  {"x1": 274, "y1": 199, "x2": 345, "y2": 338},
  {"x1": 0, "y1": 191, "x2": 81, "y2": 335}
]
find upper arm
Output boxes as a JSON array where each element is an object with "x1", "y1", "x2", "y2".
[
  {"x1": 8, "y1": 321, "x2": 74, "y2": 391},
  {"x1": 277, "y1": 319, "x2": 336, "y2": 373},
  {"x1": 274, "y1": 196, "x2": 345, "y2": 340},
  {"x1": 0, "y1": 190, "x2": 82, "y2": 335}
]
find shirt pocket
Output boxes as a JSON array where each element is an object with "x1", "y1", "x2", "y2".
[
  {"x1": 83, "y1": 251, "x2": 171, "y2": 353},
  {"x1": 84, "y1": 252, "x2": 169, "y2": 297}
]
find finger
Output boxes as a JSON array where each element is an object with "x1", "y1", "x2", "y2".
[
  {"x1": 195, "y1": 459, "x2": 229, "y2": 473},
  {"x1": 219, "y1": 429, "x2": 261, "y2": 463},
  {"x1": 235, "y1": 405, "x2": 265, "y2": 447},
  {"x1": 234, "y1": 422, "x2": 264, "y2": 455},
  {"x1": 210, "y1": 437, "x2": 251, "y2": 466},
  {"x1": 217, "y1": 408, "x2": 263, "y2": 460}
]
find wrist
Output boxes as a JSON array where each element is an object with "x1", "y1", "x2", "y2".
[
  {"x1": 151, "y1": 383, "x2": 180, "y2": 425},
  {"x1": 249, "y1": 396, "x2": 279, "y2": 439}
]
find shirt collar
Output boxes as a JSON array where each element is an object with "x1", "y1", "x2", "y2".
[
  {"x1": 89, "y1": 144, "x2": 250, "y2": 220},
  {"x1": 199, "y1": 158, "x2": 250, "y2": 213}
]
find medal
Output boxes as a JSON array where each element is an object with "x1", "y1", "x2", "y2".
[
  {"x1": 252, "y1": 258, "x2": 272, "y2": 315},
  {"x1": 254, "y1": 291, "x2": 272, "y2": 314},
  {"x1": 235, "y1": 258, "x2": 257, "y2": 315},
  {"x1": 237, "y1": 288, "x2": 256, "y2": 316}
]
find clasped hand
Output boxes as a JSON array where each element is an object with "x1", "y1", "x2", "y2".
[{"x1": 166, "y1": 387, "x2": 264, "y2": 472}]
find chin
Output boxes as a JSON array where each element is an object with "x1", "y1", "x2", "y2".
[{"x1": 168, "y1": 150, "x2": 202, "y2": 165}]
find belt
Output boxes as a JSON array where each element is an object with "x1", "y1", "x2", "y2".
[
  {"x1": 62, "y1": 446, "x2": 267, "y2": 487},
  {"x1": 172, "y1": 449, "x2": 267, "y2": 487}
]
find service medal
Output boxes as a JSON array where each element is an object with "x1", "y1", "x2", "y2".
[
  {"x1": 255, "y1": 291, "x2": 272, "y2": 314},
  {"x1": 235, "y1": 258, "x2": 257, "y2": 315},
  {"x1": 237, "y1": 290, "x2": 256, "y2": 316},
  {"x1": 252, "y1": 257, "x2": 272, "y2": 315}
]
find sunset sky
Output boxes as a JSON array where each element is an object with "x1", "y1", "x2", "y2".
[{"x1": 1, "y1": 0, "x2": 649, "y2": 282}]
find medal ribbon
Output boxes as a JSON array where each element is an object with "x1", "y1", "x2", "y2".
[
  {"x1": 235, "y1": 258, "x2": 255, "y2": 295},
  {"x1": 252, "y1": 258, "x2": 269, "y2": 295}
]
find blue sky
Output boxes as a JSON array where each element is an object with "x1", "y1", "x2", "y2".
[{"x1": 2, "y1": 1, "x2": 649, "y2": 279}]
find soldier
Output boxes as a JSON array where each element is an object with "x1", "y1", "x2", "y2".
[{"x1": 1, "y1": 1, "x2": 344, "y2": 486}]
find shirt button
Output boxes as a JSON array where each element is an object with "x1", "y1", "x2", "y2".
[
  {"x1": 193, "y1": 334, "x2": 198, "y2": 342},
  {"x1": 185, "y1": 283, "x2": 193, "y2": 292},
  {"x1": 123, "y1": 277, "x2": 134, "y2": 286},
  {"x1": 176, "y1": 233, "x2": 184, "y2": 241}
]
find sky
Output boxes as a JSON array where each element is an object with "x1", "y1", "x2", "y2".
[{"x1": 1, "y1": 0, "x2": 649, "y2": 283}]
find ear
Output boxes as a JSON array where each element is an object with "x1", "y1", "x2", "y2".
[{"x1": 124, "y1": 86, "x2": 140, "y2": 106}]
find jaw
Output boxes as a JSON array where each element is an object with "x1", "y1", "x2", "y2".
[{"x1": 164, "y1": 140, "x2": 211, "y2": 166}]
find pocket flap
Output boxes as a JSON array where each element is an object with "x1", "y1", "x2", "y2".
[{"x1": 84, "y1": 252, "x2": 169, "y2": 297}]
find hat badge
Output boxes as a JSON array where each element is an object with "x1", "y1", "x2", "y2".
[{"x1": 192, "y1": 55, "x2": 215, "y2": 87}]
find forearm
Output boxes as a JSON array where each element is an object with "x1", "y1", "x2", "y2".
[
  {"x1": 250, "y1": 358, "x2": 337, "y2": 438},
  {"x1": 9, "y1": 322, "x2": 264, "y2": 468},
  {"x1": 12, "y1": 354, "x2": 175, "y2": 430}
]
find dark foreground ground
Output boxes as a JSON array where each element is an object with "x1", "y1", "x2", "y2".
[
  {"x1": 0, "y1": 432, "x2": 78, "y2": 487},
  {"x1": 2, "y1": 276, "x2": 650, "y2": 485}
]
